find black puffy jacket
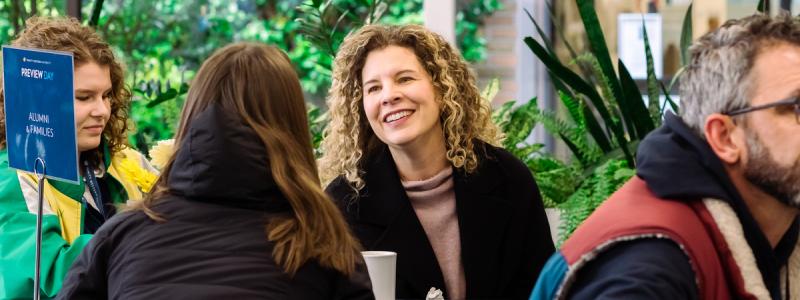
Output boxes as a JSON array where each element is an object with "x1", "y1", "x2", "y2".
[{"x1": 58, "y1": 103, "x2": 374, "y2": 300}]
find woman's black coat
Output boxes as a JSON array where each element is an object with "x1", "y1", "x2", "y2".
[
  {"x1": 326, "y1": 142, "x2": 555, "y2": 299},
  {"x1": 58, "y1": 103, "x2": 374, "y2": 300}
]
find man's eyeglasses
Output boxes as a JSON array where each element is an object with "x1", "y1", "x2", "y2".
[{"x1": 725, "y1": 96, "x2": 800, "y2": 124}]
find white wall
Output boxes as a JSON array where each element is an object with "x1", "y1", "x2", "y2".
[{"x1": 423, "y1": 0, "x2": 456, "y2": 45}]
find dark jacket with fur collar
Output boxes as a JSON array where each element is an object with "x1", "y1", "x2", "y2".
[
  {"x1": 553, "y1": 113, "x2": 799, "y2": 300},
  {"x1": 326, "y1": 141, "x2": 554, "y2": 299}
]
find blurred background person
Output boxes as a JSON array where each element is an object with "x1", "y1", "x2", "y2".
[{"x1": 0, "y1": 17, "x2": 156, "y2": 299}]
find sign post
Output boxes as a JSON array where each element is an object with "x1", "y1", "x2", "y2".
[
  {"x1": 2, "y1": 46, "x2": 78, "y2": 299},
  {"x1": 33, "y1": 158, "x2": 45, "y2": 300}
]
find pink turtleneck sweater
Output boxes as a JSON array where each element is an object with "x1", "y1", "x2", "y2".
[{"x1": 401, "y1": 167, "x2": 466, "y2": 300}]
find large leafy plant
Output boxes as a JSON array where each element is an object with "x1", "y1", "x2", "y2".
[
  {"x1": 530, "y1": 0, "x2": 766, "y2": 243},
  {"x1": 517, "y1": 0, "x2": 695, "y2": 242},
  {"x1": 0, "y1": 0, "x2": 500, "y2": 153},
  {"x1": 488, "y1": 81, "x2": 579, "y2": 209},
  {"x1": 93, "y1": 0, "x2": 498, "y2": 153}
]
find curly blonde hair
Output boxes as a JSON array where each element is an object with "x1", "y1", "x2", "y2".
[
  {"x1": 0, "y1": 17, "x2": 131, "y2": 163},
  {"x1": 319, "y1": 24, "x2": 502, "y2": 191}
]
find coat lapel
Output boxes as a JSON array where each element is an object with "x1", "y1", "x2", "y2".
[
  {"x1": 355, "y1": 144, "x2": 515, "y2": 298},
  {"x1": 454, "y1": 150, "x2": 514, "y2": 296},
  {"x1": 357, "y1": 147, "x2": 446, "y2": 298}
]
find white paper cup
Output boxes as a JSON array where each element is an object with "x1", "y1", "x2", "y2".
[{"x1": 361, "y1": 251, "x2": 397, "y2": 300}]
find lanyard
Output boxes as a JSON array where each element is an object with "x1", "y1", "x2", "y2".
[{"x1": 83, "y1": 160, "x2": 105, "y2": 219}]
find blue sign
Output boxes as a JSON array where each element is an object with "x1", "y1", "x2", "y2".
[{"x1": 3, "y1": 46, "x2": 78, "y2": 183}]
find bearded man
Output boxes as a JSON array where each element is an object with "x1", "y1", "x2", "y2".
[{"x1": 532, "y1": 12, "x2": 800, "y2": 300}]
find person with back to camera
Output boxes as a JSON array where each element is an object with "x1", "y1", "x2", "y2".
[
  {"x1": 57, "y1": 42, "x2": 374, "y2": 300},
  {"x1": 319, "y1": 24, "x2": 555, "y2": 300},
  {"x1": 0, "y1": 17, "x2": 157, "y2": 299}
]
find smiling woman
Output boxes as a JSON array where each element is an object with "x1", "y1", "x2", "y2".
[
  {"x1": 360, "y1": 45, "x2": 445, "y2": 175},
  {"x1": 0, "y1": 17, "x2": 157, "y2": 299},
  {"x1": 320, "y1": 24, "x2": 556, "y2": 299}
]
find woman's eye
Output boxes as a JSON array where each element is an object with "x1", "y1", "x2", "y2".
[
  {"x1": 76, "y1": 96, "x2": 89, "y2": 101},
  {"x1": 398, "y1": 77, "x2": 413, "y2": 83},
  {"x1": 102, "y1": 93, "x2": 112, "y2": 100},
  {"x1": 366, "y1": 86, "x2": 380, "y2": 93}
]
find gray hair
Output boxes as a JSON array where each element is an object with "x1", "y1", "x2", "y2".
[{"x1": 680, "y1": 12, "x2": 800, "y2": 137}]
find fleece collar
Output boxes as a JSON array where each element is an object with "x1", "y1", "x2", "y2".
[{"x1": 636, "y1": 112, "x2": 796, "y2": 298}]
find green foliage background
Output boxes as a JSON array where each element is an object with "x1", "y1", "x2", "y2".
[
  {"x1": 2, "y1": 0, "x2": 709, "y2": 244},
  {"x1": 510, "y1": 0, "x2": 693, "y2": 243},
  {"x1": 0, "y1": 0, "x2": 501, "y2": 152}
]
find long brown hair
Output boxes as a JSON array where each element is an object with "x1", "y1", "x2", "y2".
[
  {"x1": 0, "y1": 16, "x2": 131, "y2": 161},
  {"x1": 135, "y1": 42, "x2": 362, "y2": 276}
]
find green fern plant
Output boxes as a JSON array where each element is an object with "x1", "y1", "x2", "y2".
[
  {"x1": 557, "y1": 159, "x2": 634, "y2": 243},
  {"x1": 486, "y1": 80, "x2": 582, "y2": 208},
  {"x1": 520, "y1": 0, "x2": 695, "y2": 242}
]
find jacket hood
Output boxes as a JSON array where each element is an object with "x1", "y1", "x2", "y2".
[
  {"x1": 637, "y1": 112, "x2": 793, "y2": 297},
  {"x1": 636, "y1": 112, "x2": 740, "y2": 201},
  {"x1": 166, "y1": 102, "x2": 290, "y2": 212}
]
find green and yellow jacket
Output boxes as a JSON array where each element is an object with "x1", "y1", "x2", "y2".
[{"x1": 0, "y1": 146, "x2": 156, "y2": 299}]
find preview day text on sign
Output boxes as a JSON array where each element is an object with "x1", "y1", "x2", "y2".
[{"x1": 2, "y1": 46, "x2": 78, "y2": 183}]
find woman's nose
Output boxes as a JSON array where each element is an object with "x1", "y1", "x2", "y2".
[
  {"x1": 90, "y1": 97, "x2": 110, "y2": 117},
  {"x1": 381, "y1": 84, "x2": 401, "y2": 105}
]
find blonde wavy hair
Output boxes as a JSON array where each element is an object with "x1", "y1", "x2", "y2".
[{"x1": 319, "y1": 24, "x2": 502, "y2": 191}]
